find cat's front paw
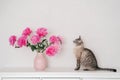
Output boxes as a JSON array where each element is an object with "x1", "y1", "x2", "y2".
[{"x1": 74, "y1": 67, "x2": 80, "y2": 70}]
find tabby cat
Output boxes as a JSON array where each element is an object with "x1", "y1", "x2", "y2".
[{"x1": 73, "y1": 36, "x2": 117, "y2": 72}]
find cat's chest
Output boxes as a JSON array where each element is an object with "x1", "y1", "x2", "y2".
[{"x1": 74, "y1": 46, "x2": 84, "y2": 53}]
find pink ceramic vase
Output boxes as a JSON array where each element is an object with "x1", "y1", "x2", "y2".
[{"x1": 34, "y1": 53, "x2": 47, "y2": 71}]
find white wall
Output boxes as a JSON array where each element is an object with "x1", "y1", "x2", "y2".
[{"x1": 0, "y1": 0, "x2": 120, "y2": 70}]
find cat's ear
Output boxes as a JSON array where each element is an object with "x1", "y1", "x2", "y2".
[{"x1": 79, "y1": 35, "x2": 81, "y2": 39}]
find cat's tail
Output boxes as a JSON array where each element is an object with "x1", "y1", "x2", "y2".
[{"x1": 97, "y1": 67, "x2": 117, "y2": 72}]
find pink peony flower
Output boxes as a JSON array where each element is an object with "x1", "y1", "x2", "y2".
[
  {"x1": 17, "y1": 35, "x2": 27, "y2": 47},
  {"x1": 36, "y1": 27, "x2": 48, "y2": 37},
  {"x1": 49, "y1": 35, "x2": 62, "y2": 44},
  {"x1": 31, "y1": 35, "x2": 40, "y2": 45},
  {"x1": 9, "y1": 27, "x2": 62, "y2": 55},
  {"x1": 45, "y1": 44, "x2": 60, "y2": 56},
  {"x1": 9, "y1": 35, "x2": 16, "y2": 46},
  {"x1": 22, "y1": 27, "x2": 32, "y2": 36}
]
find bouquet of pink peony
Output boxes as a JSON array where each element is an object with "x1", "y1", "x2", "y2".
[{"x1": 9, "y1": 27, "x2": 62, "y2": 56}]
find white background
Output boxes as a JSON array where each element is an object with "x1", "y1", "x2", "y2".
[{"x1": 0, "y1": 0, "x2": 120, "y2": 70}]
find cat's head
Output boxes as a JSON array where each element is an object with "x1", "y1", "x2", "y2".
[{"x1": 73, "y1": 36, "x2": 83, "y2": 45}]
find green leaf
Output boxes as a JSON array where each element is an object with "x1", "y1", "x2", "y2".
[
  {"x1": 42, "y1": 39, "x2": 46, "y2": 42},
  {"x1": 41, "y1": 44, "x2": 45, "y2": 48},
  {"x1": 30, "y1": 45, "x2": 36, "y2": 51},
  {"x1": 27, "y1": 41, "x2": 31, "y2": 47}
]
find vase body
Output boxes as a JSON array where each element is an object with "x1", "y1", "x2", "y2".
[{"x1": 34, "y1": 53, "x2": 47, "y2": 71}]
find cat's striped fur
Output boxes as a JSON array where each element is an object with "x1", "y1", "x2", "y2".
[{"x1": 73, "y1": 36, "x2": 117, "y2": 72}]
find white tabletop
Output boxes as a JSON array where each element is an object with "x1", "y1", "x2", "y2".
[{"x1": 0, "y1": 67, "x2": 119, "y2": 78}]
